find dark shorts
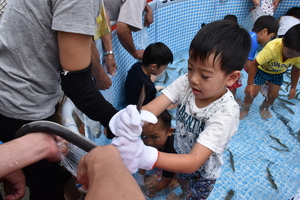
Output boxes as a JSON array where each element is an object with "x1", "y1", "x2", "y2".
[
  {"x1": 254, "y1": 68, "x2": 283, "y2": 86},
  {"x1": 177, "y1": 172, "x2": 216, "y2": 200}
]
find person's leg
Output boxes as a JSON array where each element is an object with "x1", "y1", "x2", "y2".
[{"x1": 259, "y1": 82, "x2": 280, "y2": 119}]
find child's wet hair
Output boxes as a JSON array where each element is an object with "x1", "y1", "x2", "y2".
[
  {"x1": 286, "y1": 7, "x2": 300, "y2": 19},
  {"x1": 252, "y1": 16, "x2": 279, "y2": 35},
  {"x1": 189, "y1": 20, "x2": 251, "y2": 75},
  {"x1": 142, "y1": 42, "x2": 173, "y2": 68},
  {"x1": 284, "y1": 24, "x2": 300, "y2": 52}
]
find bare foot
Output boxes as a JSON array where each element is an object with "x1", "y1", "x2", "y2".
[
  {"x1": 260, "y1": 107, "x2": 272, "y2": 119},
  {"x1": 240, "y1": 109, "x2": 249, "y2": 120}
]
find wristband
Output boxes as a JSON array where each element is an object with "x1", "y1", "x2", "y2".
[{"x1": 104, "y1": 51, "x2": 114, "y2": 56}]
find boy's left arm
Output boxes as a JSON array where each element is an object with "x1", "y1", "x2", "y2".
[{"x1": 289, "y1": 65, "x2": 300, "y2": 100}]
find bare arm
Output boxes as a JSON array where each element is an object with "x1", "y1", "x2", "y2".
[
  {"x1": 58, "y1": 32, "x2": 92, "y2": 71},
  {"x1": 245, "y1": 59, "x2": 259, "y2": 97},
  {"x1": 101, "y1": 13, "x2": 117, "y2": 76},
  {"x1": 77, "y1": 145, "x2": 145, "y2": 200},
  {"x1": 142, "y1": 94, "x2": 173, "y2": 117},
  {"x1": 116, "y1": 22, "x2": 144, "y2": 60},
  {"x1": 144, "y1": 4, "x2": 153, "y2": 27},
  {"x1": 0, "y1": 133, "x2": 61, "y2": 178},
  {"x1": 155, "y1": 143, "x2": 212, "y2": 173},
  {"x1": 289, "y1": 66, "x2": 300, "y2": 99},
  {"x1": 91, "y1": 41, "x2": 112, "y2": 90}
]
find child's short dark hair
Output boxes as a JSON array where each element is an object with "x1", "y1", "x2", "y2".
[
  {"x1": 223, "y1": 15, "x2": 238, "y2": 24},
  {"x1": 189, "y1": 20, "x2": 251, "y2": 75},
  {"x1": 158, "y1": 110, "x2": 172, "y2": 130},
  {"x1": 286, "y1": 7, "x2": 300, "y2": 19},
  {"x1": 252, "y1": 15, "x2": 279, "y2": 34},
  {"x1": 142, "y1": 42, "x2": 173, "y2": 68},
  {"x1": 284, "y1": 24, "x2": 300, "y2": 52}
]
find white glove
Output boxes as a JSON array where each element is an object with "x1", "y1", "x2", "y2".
[
  {"x1": 109, "y1": 105, "x2": 158, "y2": 173},
  {"x1": 111, "y1": 133, "x2": 159, "y2": 173},
  {"x1": 109, "y1": 105, "x2": 157, "y2": 140}
]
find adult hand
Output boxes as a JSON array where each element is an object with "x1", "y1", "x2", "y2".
[
  {"x1": 132, "y1": 49, "x2": 145, "y2": 61},
  {"x1": 103, "y1": 54, "x2": 117, "y2": 76},
  {"x1": 252, "y1": 0, "x2": 260, "y2": 6},
  {"x1": 2, "y1": 170, "x2": 26, "y2": 200},
  {"x1": 144, "y1": 6, "x2": 153, "y2": 27},
  {"x1": 94, "y1": 73, "x2": 112, "y2": 90},
  {"x1": 272, "y1": 0, "x2": 281, "y2": 11}
]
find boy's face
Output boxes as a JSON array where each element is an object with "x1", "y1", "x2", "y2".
[
  {"x1": 141, "y1": 120, "x2": 171, "y2": 150},
  {"x1": 282, "y1": 46, "x2": 300, "y2": 59},
  {"x1": 188, "y1": 54, "x2": 239, "y2": 106}
]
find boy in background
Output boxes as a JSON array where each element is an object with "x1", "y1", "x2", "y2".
[
  {"x1": 277, "y1": 7, "x2": 300, "y2": 38},
  {"x1": 240, "y1": 24, "x2": 300, "y2": 120},
  {"x1": 228, "y1": 15, "x2": 279, "y2": 97},
  {"x1": 110, "y1": 20, "x2": 251, "y2": 199},
  {"x1": 125, "y1": 42, "x2": 173, "y2": 106}
]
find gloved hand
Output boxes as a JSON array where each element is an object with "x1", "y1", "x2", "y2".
[
  {"x1": 109, "y1": 105, "x2": 159, "y2": 173},
  {"x1": 111, "y1": 137, "x2": 159, "y2": 173},
  {"x1": 109, "y1": 105, "x2": 157, "y2": 140}
]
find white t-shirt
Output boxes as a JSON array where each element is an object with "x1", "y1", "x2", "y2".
[
  {"x1": 104, "y1": 0, "x2": 146, "y2": 31},
  {"x1": 278, "y1": 16, "x2": 300, "y2": 36},
  {"x1": 162, "y1": 74, "x2": 239, "y2": 179}
]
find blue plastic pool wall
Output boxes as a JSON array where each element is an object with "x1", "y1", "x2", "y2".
[{"x1": 97, "y1": 1, "x2": 300, "y2": 199}]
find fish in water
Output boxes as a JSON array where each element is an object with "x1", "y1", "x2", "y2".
[
  {"x1": 266, "y1": 163, "x2": 278, "y2": 192},
  {"x1": 227, "y1": 149, "x2": 235, "y2": 173},
  {"x1": 224, "y1": 189, "x2": 234, "y2": 200},
  {"x1": 269, "y1": 134, "x2": 290, "y2": 151}
]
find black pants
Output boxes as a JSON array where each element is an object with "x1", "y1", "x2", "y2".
[{"x1": 0, "y1": 114, "x2": 66, "y2": 200}]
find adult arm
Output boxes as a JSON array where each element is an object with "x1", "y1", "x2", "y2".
[
  {"x1": 289, "y1": 66, "x2": 300, "y2": 100},
  {"x1": 272, "y1": 0, "x2": 281, "y2": 11},
  {"x1": 91, "y1": 41, "x2": 112, "y2": 90},
  {"x1": 143, "y1": 4, "x2": 153, "y2": 27},
  {"x1": 77, "y1": 145, "x2": 145, "y2": 200},
  {"x1": 116, "y1": 22, "x2": 144, "y2": 60},
  {"x1": 101, "y1": 13, "x2": 117, "y2": 76},
  {"x1": 0, "y1": 133, "x2": 61, "y2": 178},
  {"x1": 58, "y1": 31, "x2": 118, "y2": 138}
]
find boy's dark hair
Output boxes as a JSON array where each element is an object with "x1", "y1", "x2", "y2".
[
  {"x1": 158, "y1": 110, "x2": 172, "y2": 131},
  {"x1": 283, "y1": 24, "x2": 300, "y2": 52},
  {"x1": 142, "y1": 42, "x2": 173, "y2": 68},
  {"x1": 286, "y1": 7, "x2": 300, "y2": 18},
  {"x1": 252, "y1": 15, "x2": 279, "y2": 34},
  {"x1": 189, "y1": 20, "x2": 251, "y2": 75},
  {"x1": 223, "y1": 15, "x2": 238, "y2": 24}
]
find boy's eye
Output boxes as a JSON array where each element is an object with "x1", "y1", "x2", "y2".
[
  {"x1": 201, "y1": 74, "x2": 209, "y2": 79},
  {"x1": 188, "y1": 67, "x2": 192, "y2": 71}
]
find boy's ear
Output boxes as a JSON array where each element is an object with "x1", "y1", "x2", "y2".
[
  {"x1": 226, "y1": 71, "x2": 241, "y2": 87},
  {"x1": 260, "y1": 28, "x2": 268, "y2": 35},
  {"x1": 167, "y1": 127, "x2": 175, "y2": 136},
  {"x1": 150, "y1": 63, "x2": 158, "y2": 70}
]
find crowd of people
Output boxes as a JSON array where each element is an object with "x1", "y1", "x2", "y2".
[{"x1": 1, "y1": 0, "x2": 300, "y2": 199}]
